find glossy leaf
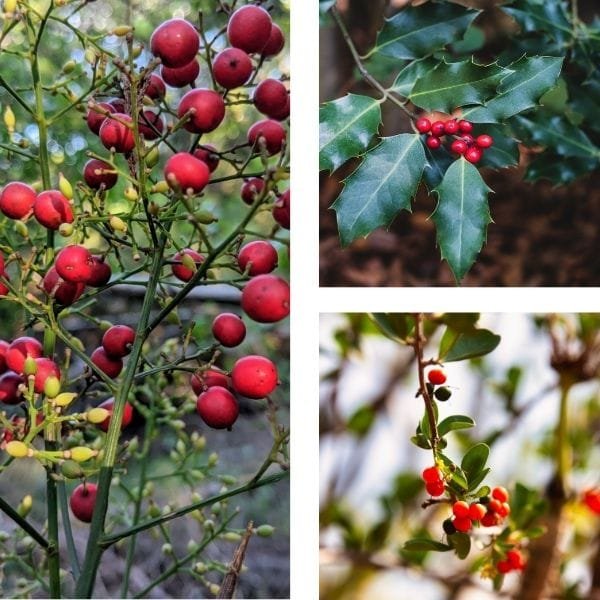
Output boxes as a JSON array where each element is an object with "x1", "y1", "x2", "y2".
[
  {"x1": 372, "y1": 3, "x2": 479, "y2": 59},
  {"x1": 409, "y1": 59, "x2": 511, "y2": 112},
  {"x1": 464, "y1": 56, "x2": 563, "y2": 123},
  {"x1": 443, "y1": 328, "x2": 501, "y2": 362},
  {"x1": 431, "y1": 158, "x2": 492, "y2": 281},
  {"x1": 390, "y1": 58, "x2": 439, "y2": 97},
  {"x1": 319, "y1": 94, "x2": 381, "y2": 172},
  {"x1": 524, "y1": 153, "x2": 599, "y2": 184},
  {"x1": 450, "y1": 532, "x2": 471, "y2": 559},
  {"x1": 403, "y1": 539, "x2": 452, "y2": 552},
  {"x1": 332, "y1": 134, "x2": 427, "y2": 246},
  {"x1": 438, "y1": 415, "x2": 476, "y2": 436},
  {"x1": 474, "y1": 124, "x2": 520, "y2": 169},
  {"x1": 439, "y1": 314, "x2": 480, "y2": 332},
  {"x1": 369, "y1": 313, "x2": 411, "y2": 342},
  {"x1": 461, "y1": 443, "x2": 490, "y2": 480},
  {"x1": 503, "y1": 0, "x2": 572, "y2": 45},
  {"x1": 423, "y1": 145, "x2": 454, "y2": 190},
  {"x1": 468, "y1": 467, "x2": 491, "y2": 492}
]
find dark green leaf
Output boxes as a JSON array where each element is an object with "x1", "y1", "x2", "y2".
[
  {"x1": 332, "y1": 134, "x2": 427, "y2": 246},
  {"x1": 467, "y1": 467, "x2": 490, "y2": 492},
  {"x1": 403, "y1": 539, "x2": 452, "y2": 552},
  {"x1": 439, "y1": 314, "x2": 480, "y2": 332},
  {"x1": 461, "y1": 443, "x2": 490, "y2": 479},
  {"x1": 369, "y1": 313, "x2": 411, "y2": 342},
  {"x1": 503, "y1": 0, "x2": 572, "y2": 45},
  {"x1": 539, "y1": 78, "x2": 568, "y2": 113},
  {"x1": 438, "y1": 415, "x2": 476, "y2": 436},
  {"x1": 410, "y1": 434, "x2": 432, "y2": 449},
  {"x1": 319, "y1": 94, "x2": 381, "y2": 172},
  {"x1": 449, "y1": 532, "x2": 471, "y2": 559},
  {"x1": 372, "y1": 4, "x2": 479, "y2": 59},
  {"x1": 423, "y1": 145, "x2": 454, "y2": 190},
  {"x1": 390, "y1": 58, "x2": 439, "y2": 97},
  {"x1": 474, "y1": 123, "x2": 520, "y2": 169},
  {"x1": 451, "y1": 468, "x2": 469, "y2": 490},
  {"x1": 443, "y1": 328, "x2": 501, "y2": 362},
  {"x1": 451, "y1": 26, "x2": 485, "y2": 54},
  {"x1": 524, "y1": 152, "x2": 599, "y2": 185},
  {"x1": 431, "y1": 158, "x2": 492, "y2": 281},
  {"x1": 347, "y1": 405, "x2": 376, "y2": 437},
  {"x1": 439, "y1": 327, "x2": 460, "y2": 359}
]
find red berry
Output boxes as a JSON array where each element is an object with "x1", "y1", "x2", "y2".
[
  {"x1": 87, "y1": 256, "x2": 111, "y2": 287},
  {"x1": 6, "y1": 337, "x2": 43, "y2": 374},
  {"x1": 238, "y1": 240, "x2": 278, "y2": 276},
  {"x1": 469, "y1": 503, "x2": 487, "y2": 521},
  {"x1": 83, "y1": 159, "x2": 118, "y2": 190},
  {"x1": 422, "y1": 466, "x2": 441, "y2": 483},
  {"x1": 99, "y1": 113, "x2": 135, "y2": 153},
  {"x1": 452, "y1": 501, "x2": 470, "y2": 519},
  {"x1": 254, "y1": 79, "x2": 289, "y2": 120},
  {"x1": 497, "y1": 502, "x2": 511, "y2": 518},
  {"x1": 453, "y1": 516, "x2": 472, "y2": 532},
  {"x1": 171, "y1": 248, "x2": 204, "y2": 282},
  {"x1": 425, "y1": 135, "x2": 441, "y2": 149},
  {"x1": 431, "y1": 121, "x2": 446, "y2": 136},
  {"x1": 213, "y1": 48, "x2": 253, "y2": 89},
  {"x1": 241, "y1": 177, "x2": 265, "y2": 205},
  {"x1": 464, "y1": 146, "x2": 482, "y2": 164},
  {"x1": 583, "y1": 489, "x2": 600, "y2": 514},
  {"x1": 108, "y1": 98, "x2": 126, "y2": 113},
  {"x1": 476, "y1": 134, "x2": 493, "y2": 148},
  {"x1": 196, "y1": 386, "x2": 239, "y2": 429},
  {"x1": 91, "y1": 347, "x2": 123, "y2": 378},
  {"x1": 86, "y1": 102, "x2": 115, "y2": 135},
  {"x1": 488, "y1": 499, "x2": 503, "y2": 514},
  {"x1": 138, "y1": 110, "x2": 164, "y2": 141},
  {"x1": 481, "y1": 511, "x2": 498, "y2": 527},
  {"x1": 0, "y1": 340, "x2": 9, "y2": 373},
  {"x1": 161, "y1": 59, "x2": 200, "y2": 88},
  {"x1": 0, "y1": 181, "x2": 36, "y2": 219},
  {"x1": 426, "y1": 480, "x2": 445, "y2": 496},
  {"x1": 55, "y1": 245, "x2": 94, "y2": 284},
  {"x1": 506, "y1": 549, "x2": 524, "y2": 570},
  {"x1": 178, "y1": 89, "x2": 226, "y2": 134},
  {"x1": 458, "y1": 120, "x2": 473, "y2": 133},
  {"x1": 415, "y1": 118, "x2": 431, "y2": 133},
  {"x1": 427, "y1": 368, "x2": 447, "y2": 385},
  {"x1": 492, "y1": 486, "x2": 509, "y2": 502},
  {"x1": 462, "y1": 133, "x2": 475, "y2": 145},
  {"x1": 497, "y1": 560, "x2": 511, "y2": 574},
  {"x1": 150, "y1": 18, "x2": 199, "y2": 68},
  {"x1": 70, "y1": 483, "x2": 98, "y2": 523},
  {"x1": 33, "y1": 190, "x2": 73, "y2": 230},
  {"x1": 450, "y1": 139, "x2": 468, "y2": 154},
  {"x1": 0, "y1": 273, "x2": 9, "y2": 297},
  {"x1": 227, "y1": 5, "x2": 272, "y2": 54},
  {"x1": 231, "y1": 355, "x2": 278, "y2": 399},
  {"x1": 444, "y1": 119, "x2": 460, "y2": 134},
  {"x1": 248, "y1": 119, "x2": 286, "y2": 155},
  {"x1": 102, "y1": 325, "x2": 135, "y2": 358},
  {"x1": 145, "y1": 74, "x2": 166, "y2": 100},
  {"x1": 97, "y1": 397, "x2": 133, "y2": 432},
  {"x1": 193, "y1": 146, "x2": 219, "y2": 173},
  {"x1": 272, "y1": 190, "x2": 290, "y2": 229},
  {"x1": 164, "y1": 153, "x2": 210, "y2": 194},
  {"x1": 262, "y1": 23, "x2": 285, "y2": 57},
  {"x1": 190, "y1": 369, "x2": 230, "y2": 394},
  {"x1": 43, "y1": 266, "x2": 85, "y2": 306},
  {"x1": 211, "y1": 313, "x2": 246, "y2": 347},
  {"x1": 241, "y1": 274, "x2": 290, "y2": 323},
  {"x1": 0, "y1": 371, "x2": 24, "y2": 404},
  {"x1": 33, "y1": 358, "x2": 60, "y2": 394}
]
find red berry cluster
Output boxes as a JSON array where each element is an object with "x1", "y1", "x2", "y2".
[
  {"x1": 416, "y1": 118, "x2": 493, "y2": 164},
  {"x1": 422, "y1": 465, "x2": 446, "y2": 496},
  {"x1": 496, "y1": 548, "x2": 527, "y2": 574},
  {"x1": 583, "y1": 488, "x2": 600, "y2": 514},
  {"x1": 446, "y1": 486, "x2": 511, "y2": 534}
]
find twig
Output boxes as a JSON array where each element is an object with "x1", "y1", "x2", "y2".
[{"x1": 217, "y1": 521, "x2": 254, "y2": 598}]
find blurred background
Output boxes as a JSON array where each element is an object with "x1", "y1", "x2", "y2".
[{"x1": 320, "y1": 314, "x2": 600, "y2": 599}]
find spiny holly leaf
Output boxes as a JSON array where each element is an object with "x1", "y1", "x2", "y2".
[
  {"x1": 431, "y1": 158, "x2": 492, "y2": 281},
  {"x1": 332, "y1": 134, "x2": 427, "y2": 246},
  {"x1": 371, "y1": 3, "x2": 479, "y2": 60},
  {"x1": 390, "y1": 57, "x2": 439, "y2": 97},
  {"x1": 442, "y1": 328, "x2": 501, "y2": 362},
  {"x1": 409, "y1": 59, "x2": 512, "y2": 113},
  {"x1": 503, "y1": 0, "x2": 572, "y2": 45},
  {"x1": 524, "y1": 153, "x2": 599, "y2": 185},
  {"x1": 319, "y1": 94, "x2": 381, "y2": 173},
  {"x1": 513, "y1": 114, "x2": 600, "y2": 159},
  {"x1": 474, "y1": 124, "x2": 520, "y2": 169},
  {"x1": 423, "y1": 145, "x2": 454, "y2": 190},
  {"x1": 463, "y1": 56, "x2": 563, "y2": 123}
]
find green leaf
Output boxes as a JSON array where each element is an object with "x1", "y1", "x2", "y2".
[
  {"x1": 420, "y1": 403, "x2": 438, "y2": 440},
  {"x1": 463, "y1": 56, "x2": 563, "y2": 123},
  {"x1": 439, "y1": 314, "x2": 480, "y2": 332},
  {"x1": 390, "y1": 58, "x2": 439, "y2": 97},
  {"x1": 410, "y1": 434, "x2": 432, "y2": 449},
  {"x1": 369, "y1": 313, "x2": 411, "y2": 342},
  {"x1": 451, "y1": 25, "x2": 485, "y2": 54},
  {"x1": 439, "y1": 327, "x2": 460, "y2": 360},
  {"x1": 332, "y1": 134, "x2": 427, "y2": 246},
  {"x1": 524, "y1": 152, "x2": 599, "y2": 185},
  {"x1": 409, "y1": 59, "x2": 511, "y2": 113},
  {"x1": 403, "y1": 539, "x2": 452, "y2": 552},
  {"x1": 372, "y1": 3, "x2": 479, "y2": 59},
  {"x1": 474, "y1": 124, "x2": 520, "y2": 170},
  {"x1": 451, "y1": 469, "x2": 469, "y2": 490},
  {"x1": 444, "y1": 328, "x2": 501, "y2": 362},
  {"x1": 468, "y1": 467, "x2": 490, "y2": 492},
  {"x1": 475, "y1": 485, "x2": 491, "y2": 498},
  {"x1": 449, "y1": 532, "x2": 471, "y2": 559},
  {"x1": 347, "y1": 405, "x2": 376, "y2": 437},
  {"x1": 438, "y1": 415, "x2": 476, "y2": 436},
  {"x1": 423, "y1": 145, "x2": 454, "y2": 190},
  {"x1": 431, "y1": 158, "x2": 492, "y2": 281},
  {"x1": 503, "y1": 0, "x2": 572, "y2": 45},
  {"x1": 319, "y1": 94, "x2": 381, "y2": 172},
  {"x1": 461, "y1": 443, "x2": 490, "y2": 479}
]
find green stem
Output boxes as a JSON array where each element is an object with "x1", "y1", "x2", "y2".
[
  {"x1": 57, "y1": 481, "x2": 81, "y2": 581},
  {"x1": 0, "y1": 494, "x2": 48, "y2": 548}
]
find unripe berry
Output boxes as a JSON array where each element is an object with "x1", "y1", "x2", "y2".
[
  {"x1": 196, "y1": 386, "x2": 239, "y2": 429},
  {"x1": 171, "y1": 248, "x2": 204, "y2": 282},
  {"x1": 427, "y1": 368, "x2": 446, "y2": 385},
  {"x1": 453, "y1": 516, "x2": 472, "y2": 532},
  {"x1": 87, "y1": 256, "x2": 111, "y2": 287},
  {"x1": 91, "y1": 347, "x2": 123, "y2": 378},
  {"x1": 0, "y1": 371, "x2": 24, "y2": 404},
  {"x1": 69, "y1": 483, "x2": 98, "y2": 522},
  {"x1": 211, "y1": 313, "x2": 246, "y2": 347},
  {"x1": 248, "y1": 119, "x2": 286, "y2": 156},
  {"x1": 431, "y1": 121, "x2": 446, "y2": 136},
  {"x1": 450, "y1": 139, "x2": 468, "y2": 155},
  {"x1": 161, "y1": 59, "x2": 200, "y2": 88},
  {"x1": 96, "y1": 397, "x2": 133, "y2": 432},
  {"x1": 99, "y1": 113, "x2": 135, "y2": 153},
  {"x1": 425, "y1": 135, "x2": 441, "y2": 149},
  {"x1": 415, "y1": 118, "x2": 431, "y2": 133},
  {"x1": 458, "y1": 120, "x2": 473, "y2": 133},
  {"x1": 86, "y1": 102, "x2": 115, "y2": 135},
  {"x1": 231, "y1": 355, "x2": 278, "y2": 399},
  {"x1": 469, "y1": 502, "x2": 487, "y2": 521},
  {"x1": 422, "y1": 466, "x2": 442, "y2": 483},
  {"x1": 0, "y1": 181, "x2": 36, "y2": 219},
  {"x1": 442, "y1": 518, "x2": 456, "y2": 535},
  {"x1": 145, "y1": 74, "x2": 166, "y2": 100},
  {"x1": 272, "y1": 189, "x2": 290, "y2": 229},
  {"x1": 213, "y1": 48, "x2": 253, "y2": 89},
  {"x1": 253, "y1": 79, "x2": 289, "y2": 120},
  {"x1": 191, "y1": 369, "x2": 230, "y2": 394},
  {"x1": 434, "y1": 386, "x2": 452, "y2": 401},
  {"x1": 33, "y1": 190, "x2": 74, "y2": 230},
  {"x1": 138, "y1": 110, "x2": 164, "y2": 140},
  {"x1": 164, "y1": 153, "x2": 210, "y2": 194},
  {"x1": 55, "y1": 245, "x2": 93, "y2": 283},
  {"x1": 178, "y1": 89, "x2": 225, "y2": 134},
  {"x1": 33, "y1": 358, "x2": 60, "y2": 394},
  {"x1": 241, "y1": 177, "x2": 265, "y2": 205},
  {"x1": 444, "y1": 119, "x2": 459, "y2": 134},
  {"x1": 102, "y1": 325, "x2": 135, "y2": 358},
  {"x1": 476, "y1": 134, "x2": 493, "y2": 148},
  {"x1": 452, "y1": 501, "x2": 470, "y2": 519},
  {"x1": 425, "y1": 480, "x2": 445, "y2": 496},
  {"x1": 150, "y1": 18, "x2": 199, "y2": 68},
  {"x1": 193, "y1": 145, "x2": 219, "y2": 173},
  {"x1": 465, "y1": 146, "x2": 482, "y2": 164},
  {"x1": 6, "y1": 337, "x2": 43, "y2": 374},
  {"x1": 227, "y1": 5, "x2": 273, "y2": 54},
  {"x1": 241, "y1": 274, "x2": 290, "y2": 323},
  {"x1": 261, "y1": 23, "x2": 285, "y2": 57},
  {"x1": 83, "y1": 159, "x2": 118, "y2": 190},
  {"x1": 492, "y1": 486, "x2": 509, "y2": 502},
  {"x1": 238, "y1": 240, "x2": 278, "y2": 276}
]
